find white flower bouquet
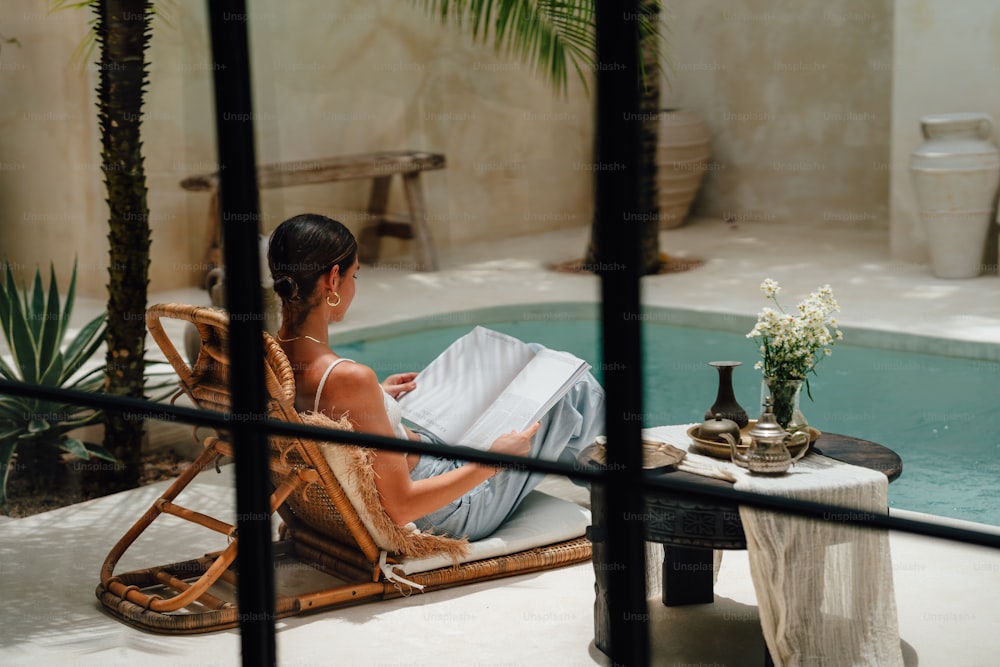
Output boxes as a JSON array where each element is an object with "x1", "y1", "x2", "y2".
[{"x1": 747, "y1": 279, "x2": 843, "y2": 428}]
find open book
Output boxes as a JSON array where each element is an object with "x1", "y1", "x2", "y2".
[{"x1": 397, "y1": 326, "x2": 591, "y2": 450}]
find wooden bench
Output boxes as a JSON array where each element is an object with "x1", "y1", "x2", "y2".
[{"x1": 181, "y1": 150, "x2": 446, "y2": 278}]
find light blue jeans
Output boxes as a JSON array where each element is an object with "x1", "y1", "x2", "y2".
[{"x1": 409, "y1": 361, "x2": 605, "y2": 541}]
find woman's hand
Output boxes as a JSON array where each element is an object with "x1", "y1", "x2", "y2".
[
  {"x1": 381, "y1": 372, "x2": 418, "y2": 399},
  {"x1": 487, "y1": 422, "x2": 540, "y2": 460}
]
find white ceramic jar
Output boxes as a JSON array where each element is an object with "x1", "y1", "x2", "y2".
[{"x1": 909, "y1": 112, "x2": 1000, "y2": 279}]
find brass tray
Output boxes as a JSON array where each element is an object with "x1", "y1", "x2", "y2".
[
  {"x1": 579, "y1": 436, "x2": 686, "y2": 473},
  {"x1": 686, "y1": 421, "x2": 820, "y2": 461}
]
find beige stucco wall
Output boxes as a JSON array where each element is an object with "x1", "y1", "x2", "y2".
[
  {"x1": 0, "y1": 2, "x2": 104, "y2": 295},
  {"x1": 1, "y1": 0, "x2": 595, "y2": 296},
  {"x1": 10, "y1": 1, "x2": 998, "y2": 297},
  {"x1": 662, "y1": 0, "x2": 893, "y2": 227},
  {"x1": 890, "y1": 0, "x2": 1000, "y2": 269}
]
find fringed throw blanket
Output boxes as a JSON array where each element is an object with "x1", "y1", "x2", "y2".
[{"x1": 298, "y1": 410, "x2": 470, "y2": 562}]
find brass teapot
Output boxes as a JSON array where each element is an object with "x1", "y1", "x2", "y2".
[{"x1": 718, "y1": 397, "x2": 810, "y2": 475}]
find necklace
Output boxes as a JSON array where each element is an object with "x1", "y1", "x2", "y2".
[{"x1": 276, "y1": 333, "x2": 325, "y2": 344}]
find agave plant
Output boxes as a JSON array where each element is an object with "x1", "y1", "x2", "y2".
[{"x1": 0, "y1": 260, "x2": 112, "y2": 511}]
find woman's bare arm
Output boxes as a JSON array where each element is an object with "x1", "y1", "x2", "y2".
[{"x1": 320, "y1": 362, "x2": 536, "y2": 525}]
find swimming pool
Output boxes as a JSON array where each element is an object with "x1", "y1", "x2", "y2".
[{"x1": 332, "y1": 304, "x2": 1000, "y2": 528}]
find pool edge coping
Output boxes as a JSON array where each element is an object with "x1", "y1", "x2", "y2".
[{"x1": 330, "y1": 302, "x2": 1000, "y2": 363}]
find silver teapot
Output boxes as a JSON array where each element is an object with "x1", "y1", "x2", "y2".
[{"x1": 718, "y1": 397, "x2": 810, "y2": 474}]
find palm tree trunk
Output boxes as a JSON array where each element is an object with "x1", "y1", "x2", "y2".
[
  {"x1": 94, "y1": 0, "x2": 153, "y2": 493},
  {"x1": 585, "y1": 0, "x2": 662, "y2": 275},
  {"x1": 637, "y1": 0, "x2": 661, "y2": 274}
]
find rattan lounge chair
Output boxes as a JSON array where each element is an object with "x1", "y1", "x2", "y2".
[{"x1": 95, "y1": 303, "x2": 592, "y2": 634}]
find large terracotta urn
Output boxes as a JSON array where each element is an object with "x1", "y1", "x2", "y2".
[
  {"x1": 909, "y1": 112, "x2": 1000, "y2": 278},
  {"x1": 657, "y1": 109, "x2": 712, "y2": 229}
]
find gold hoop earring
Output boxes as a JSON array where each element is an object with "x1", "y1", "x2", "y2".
[{"x1": 326, "y1": 292, "x2": 341, "y2": 308}]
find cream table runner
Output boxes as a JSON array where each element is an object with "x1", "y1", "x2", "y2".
[{"x1": 644, "y1": 424, "x2": 904, "y2": 667}]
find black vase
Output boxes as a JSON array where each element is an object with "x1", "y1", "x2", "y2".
[{"x1": 704, "y1": 360, "x2": 749, "y2": 428}]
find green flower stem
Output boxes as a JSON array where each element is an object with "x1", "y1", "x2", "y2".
[{"x1": 766, "y1": 377, "x2": 804, "y2": 432}]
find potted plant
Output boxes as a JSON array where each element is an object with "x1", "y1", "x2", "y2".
[{"x1": 0, "y1": 260, "x2": 112, "y2": 512}]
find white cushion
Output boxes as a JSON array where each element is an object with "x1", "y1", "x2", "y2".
[{"x1": 394, "y1": 490, "x2": 591, "y2": 575}]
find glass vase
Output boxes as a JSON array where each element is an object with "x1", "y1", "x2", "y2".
[{"x1": 761, "y1": 377, "x2": 808, "y2": 433}]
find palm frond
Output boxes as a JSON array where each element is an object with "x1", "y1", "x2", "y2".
[
  {"x1": 46, "y1": 0, "x2": 175, "y2": 69},
  {"x1": 47, "y1": 0, "x2": 99, "y2": 66},
  {"x1": 417, "y1": 0, "x2": 597, "y2": 96}
]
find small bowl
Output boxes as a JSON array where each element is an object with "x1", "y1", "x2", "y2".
[{"x1": 578, "y1": 436, "x2": 686, "y2": 472}]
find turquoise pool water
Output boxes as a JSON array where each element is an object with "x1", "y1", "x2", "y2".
[{"x1": 335, "y1": 312, "x2": 1000, "y2": 527}]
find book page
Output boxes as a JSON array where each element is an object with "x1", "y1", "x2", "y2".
[
  {"x1": 458, "y1": 348, "x2": 590, "y2": 448},
  {"x1": 398, "y1": 326, "x2": 535, "y2": 443}
]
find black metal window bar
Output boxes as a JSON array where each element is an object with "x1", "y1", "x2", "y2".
[{"x1": 1, "y1": 2, "x2": 998, "y2": 667}]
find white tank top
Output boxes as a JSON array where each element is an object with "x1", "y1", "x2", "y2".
[{"x1": 313, "y1": 358, "x2": 409, "y2": 440}]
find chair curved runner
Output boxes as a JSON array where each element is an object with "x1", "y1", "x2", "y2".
[{"x1": 95, "y1": 304, "x2": 592, "y2": 634}]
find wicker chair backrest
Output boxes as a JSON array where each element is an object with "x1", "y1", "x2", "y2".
[{"x1": 145, "y1": 303, "x2": 382, "y2": 564}]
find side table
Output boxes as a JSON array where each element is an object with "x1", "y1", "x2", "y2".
[{"x1": 587, "y1": 431, "x2": 902, "y2": 663}]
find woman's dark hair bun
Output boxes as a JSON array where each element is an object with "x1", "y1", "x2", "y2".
[
  {"x1": 272, "y1": 275, "x2": 299, "y2": 300},
  {"x1": 267, "y1": 213, "x2": 357, "y2": 320}
]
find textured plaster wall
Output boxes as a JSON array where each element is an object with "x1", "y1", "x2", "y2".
[
  {"x1": 0, "y1": 2, "x2": 104, "y2": 295},
  {"x1": 0, "y1": 0, "x2": 595, "y2": 296},
  {"x1": 890, "y1": 0, "x2": 1000, "y2": 268},
  {"x1": 229, "y1": 1, "x2": 595, "y2": 267},
  {"x1": 12, "y1": 1, "x2": 993, "y2": 296},
  {"x1": 662, "y1": 0, "x2": 893, "y2": 228}
]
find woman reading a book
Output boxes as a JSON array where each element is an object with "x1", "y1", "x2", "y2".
[{"x1": 268, "y1": 213, "x2": 605, "y2": 541}]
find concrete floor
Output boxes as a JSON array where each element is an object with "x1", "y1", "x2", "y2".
[{"x1": 3, "y1": 218, "x2": 1000, "y2": 665}]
